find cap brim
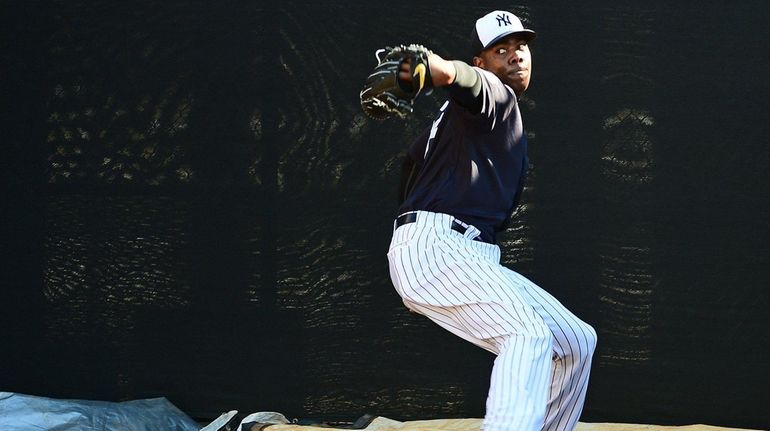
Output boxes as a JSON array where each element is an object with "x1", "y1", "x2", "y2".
[
  {"x1": 470, "y1": 28, "x2": 537, "y2": 60},
  {"x1": 485, "y1": 29, "x2": 537, "y2": 49}
]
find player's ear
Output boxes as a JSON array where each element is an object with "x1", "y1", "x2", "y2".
[{"x1": 472, "y1": 56, "x2": 484, "y2": 68}]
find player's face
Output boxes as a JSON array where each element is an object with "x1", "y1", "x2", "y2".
[{"x1": 474, "y1": 36, "x2": 532, "y2": 96}]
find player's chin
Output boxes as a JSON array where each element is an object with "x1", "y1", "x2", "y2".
[{"x1": 505, "y1": 77, "x2": 529, "y2": 95}]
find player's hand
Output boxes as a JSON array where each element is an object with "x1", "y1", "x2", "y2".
[
  {"x1": 399, "y1": 58, "x2": 412, "y2": 83},
  {"x1": 359, "y1": 44, "x2": 434, "y2": 119},
  {"x1": 400, "y1": 54, "x2": 455, "y2": 87}
]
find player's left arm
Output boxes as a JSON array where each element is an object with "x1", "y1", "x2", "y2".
[
  {"x1": 399, "y1": 55, "x2": 491, "y2": 116},
  {"x1": 398, "y1": 53, "x2": 457, "y2": 87}
]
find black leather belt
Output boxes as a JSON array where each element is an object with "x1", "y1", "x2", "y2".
[{"x1": 395, "y1": 212, "x2": 475, "y2": 238}]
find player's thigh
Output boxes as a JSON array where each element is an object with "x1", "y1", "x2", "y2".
[
  {"x1": 403, "y1": 299, "x2": 501, "y2": 354},
  {"x1": 501, "y1": 267, "x2": 597, "y2": 357}
]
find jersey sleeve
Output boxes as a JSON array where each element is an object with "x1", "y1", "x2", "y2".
[{"x1": 447, "y1": 61, "x2": 518, "y2": 130}]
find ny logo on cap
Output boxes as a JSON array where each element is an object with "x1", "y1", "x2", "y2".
[{"x1": 496, "y1": 13, "x2": 512, "y2": 26}]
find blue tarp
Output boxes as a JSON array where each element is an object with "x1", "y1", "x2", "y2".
[{"x1": 0, "y1": 392, "x2": 200, "y2": 431}]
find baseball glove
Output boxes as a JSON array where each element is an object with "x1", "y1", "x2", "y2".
[{"x1": 359, "y1": 44, "x2": 434, "y2": 120}]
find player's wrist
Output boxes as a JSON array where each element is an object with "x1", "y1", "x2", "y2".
[{"x1": 428, "y1": 54, "x2": 456, "y2": 87}]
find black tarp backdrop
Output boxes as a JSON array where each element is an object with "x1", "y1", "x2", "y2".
[{"x1": 2, "y1": 0, "x2": 769, "y2": 429}]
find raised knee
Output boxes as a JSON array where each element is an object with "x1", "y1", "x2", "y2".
[
  {"x1": 584, "y1": 322, "x2": 598, "y2": 356},
  {"x1": 565, "y1": 321, "x2": 597, "y2": 362}
]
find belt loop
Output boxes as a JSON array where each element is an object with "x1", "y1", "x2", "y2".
[
  {"x1": 452, "y1": 216, "x2": 481, "y2": 242},
  {"x1": 466, "y1": 225, "x2": 481, "y2": 240}
]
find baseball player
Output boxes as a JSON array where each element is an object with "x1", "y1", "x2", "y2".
[{"x1": 364, "y1": 10, "x2": 598, "y2": 431}]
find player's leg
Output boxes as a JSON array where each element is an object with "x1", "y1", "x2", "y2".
[
  {"x1": 401, "y1": 300, "x2": 554, "y2": 431},
  {"x1": 388, "y1": 234, "x2": 555, "y2": 430},
  {"x1": 501, "y1": 267, "x2": 597, "y2": 431}
]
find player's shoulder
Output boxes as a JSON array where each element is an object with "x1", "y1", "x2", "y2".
[
  {"x1": 472, "y1": 66, "x2": 517, "y2": 97},
  {"x1": 472, "y1": 66, "x2": 498, "y2": 82},
  {"x1": 469, "y1": 67, "x2": 519, "y2": 127}
]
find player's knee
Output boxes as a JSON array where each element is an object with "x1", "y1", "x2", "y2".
[
  {"x1": 564, "y1": 319, "x2": 597, "y2": 363},
  {"x1": 589, "y1": 323, "x2": 598, "y2": 350},
  {"x1": 582, "y1": 321, "x2": 598, "y2": 358}
]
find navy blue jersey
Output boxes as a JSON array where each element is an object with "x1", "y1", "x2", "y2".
[{"x1": 398, "y1": 67, "x2": 528, "y2": 244}]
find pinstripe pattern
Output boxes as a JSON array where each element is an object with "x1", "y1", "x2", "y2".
[{"x1": 388, "y1": 211, "x2": 597, "y2": 431}]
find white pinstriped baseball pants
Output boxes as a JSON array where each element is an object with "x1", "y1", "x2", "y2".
[{"x1": 387, "y1": 211, "x2": 597, "y2": 431}]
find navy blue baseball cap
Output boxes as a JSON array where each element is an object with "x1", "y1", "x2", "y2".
[{"x1": 470, "y1": 10, "x2": 537, "y2": 58}]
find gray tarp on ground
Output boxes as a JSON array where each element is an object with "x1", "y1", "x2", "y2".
[{"x1": 0, "y1": 392, "x2": 199, "y2": 431}]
